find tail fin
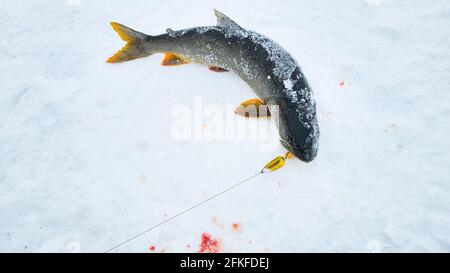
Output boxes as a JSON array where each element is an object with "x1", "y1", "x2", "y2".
[{"x1": 107, "y1": 22, "x2": 151, "y2": 63}]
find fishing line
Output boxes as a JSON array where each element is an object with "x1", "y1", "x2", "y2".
[{"x1": 105, "y1": 171, "x2": 263, "y2": 253}]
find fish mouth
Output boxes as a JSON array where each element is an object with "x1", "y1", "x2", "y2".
[
  {"x1": 280, "y1": 138, "x2": 294, "y2": 153},
  {"x1": 280, "y1": 138, "x2": 316, "y2": 163}
]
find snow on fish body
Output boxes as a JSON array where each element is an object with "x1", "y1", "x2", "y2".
[{"x1": 107, "y1": 10, "x2": 320, "y2": 162}]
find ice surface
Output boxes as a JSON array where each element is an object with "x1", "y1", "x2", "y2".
[{"x1": 1, "y1": 0, "x2": 450, "y2": 253}]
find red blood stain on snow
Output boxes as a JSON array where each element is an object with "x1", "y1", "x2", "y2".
[
  {"x1": 149, "y1": 245, "x2": 155, "y2": 252},
  {"x1": 231, "y1": 223, "x2": 241, "y2": 231},
  {"x1": 198, "y1": 233, "x2": 220, "y2": 253}
]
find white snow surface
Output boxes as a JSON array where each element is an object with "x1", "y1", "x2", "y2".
[{"x1": 1, "y1": 0, "x2": 450, "y2": 253}]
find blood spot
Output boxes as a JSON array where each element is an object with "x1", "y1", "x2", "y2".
[
  {"x1": 339, "y1": 80, "x2": 345, "y2": 86},
  {"x1": 232, "y1": 223, "x2": 241, "y2": 231},
  {"x1": 149, "y1": 245, "x2": 155, "y2": 252},
  {"x1": 198, "y1": 233, "x2": 220, "y2": 253}
]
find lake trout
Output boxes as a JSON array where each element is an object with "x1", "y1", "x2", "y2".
[{"x1": 107, "y1": 9, "x2": 320, "y2": 162}]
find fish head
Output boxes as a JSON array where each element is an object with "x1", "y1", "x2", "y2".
[{"x1": 275, "y1": 100, "x2": 319, "y2": 163}]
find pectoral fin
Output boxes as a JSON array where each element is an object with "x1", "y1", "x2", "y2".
[
  {"x1": 234, "y1": 98, "x2": 271, "y2": 118},
  {"x1": 162, "y1": 53, "x2": 189, "y2": 66}
]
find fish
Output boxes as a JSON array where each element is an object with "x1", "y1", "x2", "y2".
[{"x1": 107, "y1": 9, "x2": 320, "y2": 162}]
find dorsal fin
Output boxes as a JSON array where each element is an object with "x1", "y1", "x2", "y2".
[{"x1": 214, "y1": 9, "x2": 244, "y2": 30}]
